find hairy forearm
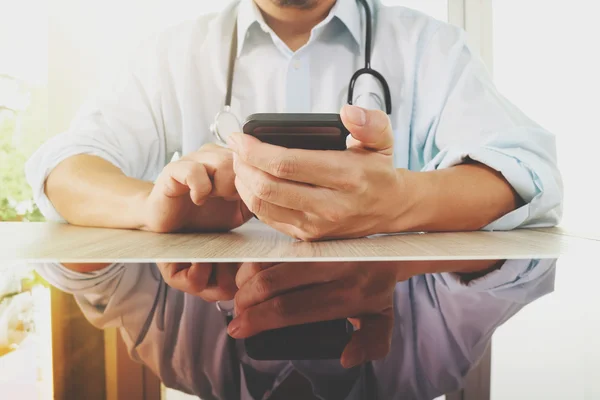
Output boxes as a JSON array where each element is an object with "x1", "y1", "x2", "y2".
[
  {"x1": 394, "y1": 161, "x2": 523, "y2": 233},
  {"x1": 45, "y1": 155, "x2": 152, "y2": 229}
]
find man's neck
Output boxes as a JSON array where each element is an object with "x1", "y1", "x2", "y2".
[{"x1": 254, "y1": 0, "x2": 337, "y2": 52}]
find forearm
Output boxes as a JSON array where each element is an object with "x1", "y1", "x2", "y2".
[
  {"x1": 394, "y1": 161, "x2": 523, "y2": 232},
  {"x1": 45, "y1": 155, "x2": 152, "y2": 229}
]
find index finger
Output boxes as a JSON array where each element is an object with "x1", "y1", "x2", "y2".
[
  {"x1": 157, "y1": 263, "x2": 213, "y2": 294},
  {"x1": 227, "y1": 133, "x2": 347, "y2": 188},
  {"x1": 235, "y1": 262, "x2": 273, "y2": 289},
  {"x1": 181, "y1": 146, "x2": 237, "y2": 198}
]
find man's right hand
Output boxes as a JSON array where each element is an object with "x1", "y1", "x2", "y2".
[{"x1": 142, "y1": 143, "x2": 254, "y2": 233}]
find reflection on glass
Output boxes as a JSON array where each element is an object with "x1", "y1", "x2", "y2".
[
  {"x1": 8, "y1": 259, "x2": 559, "y2": 400},
  {"x1": 0, "y1": 266, "x2": 52, "y2": 399},
  {"x1": 491, "y1": 256, "x2": 600, "y2": 400},
  {"x1": 492, "y1": 2, "x2": 599, "y2": 398}
]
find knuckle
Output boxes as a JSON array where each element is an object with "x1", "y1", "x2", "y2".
[
  {"x1": 254, "y1": 179, "x2": 274, "y2": 200},
  {"x1": 271, "y1": 296, "x2": 288, "y2": 317},
  {"x1": 200, "y1": 142, "x2": 220, "y2": 151},
  {"x1": 185, "y1": 163, "x2": 203, "y2": 178},
  {"x1": 217, "y1": 154, "x2": 233, "y2": 169},
  {"x1": 248, "y1": 195, "x2": 264, "y2": 215},
  {"x1": 355, "y1": 175, "x2": 369, "y2": 195},
  {"x1": 187, "y1": 280, "x2": 206, "y2": 294},
  {"x1": 335, "y1": 286, "x2": 355, "y2": 308},
  {"x1": 337, "y1": 176, "x2": 359, "y2": 192},
  {"x1": 322, "y1": 208, "x2": 343, "y2": 223},
  {"x1": 269, "y1": 154, "x2": 298, "y2": 178},
  {"x1": 254, "y1": 272, "x2": 275, "y2": 297},
  {"x1": 356, "y1": 267, "x2": 371, "y2": 286},
  {"x1": 299, "y1": 224, "x2": 325, "y2": 241}
]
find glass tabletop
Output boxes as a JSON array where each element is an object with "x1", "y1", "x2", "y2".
[{"x1": 0, "y1": 256, "x2": 597, "y2": 400}]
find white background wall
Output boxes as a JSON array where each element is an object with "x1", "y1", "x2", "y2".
[
  {"x1": 45, "y1": 0, "x2": 448, "y2": 136},
  {"x1": 47, "y1": 0, "x2": 229, "y2": 136}
]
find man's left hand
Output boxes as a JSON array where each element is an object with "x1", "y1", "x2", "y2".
[
  {"x1": 228, "y1": 261, "x2": 403, "y2": 368},
  {"x1": 227, "y1": 105, "x2": 406, "y2": 241}
]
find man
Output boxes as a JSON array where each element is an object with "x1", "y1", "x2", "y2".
[{"x1": 27, "y1": 0, "x2": 562, "y2": 399}]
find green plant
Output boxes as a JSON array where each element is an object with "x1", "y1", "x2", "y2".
[
  {"x1": 0, "y1": 269, "x2": 49, "y2": 304},
  {"x1": 0, "y1": 110, "x2": 45, "y2": 222}
]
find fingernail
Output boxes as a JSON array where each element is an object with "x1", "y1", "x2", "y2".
[
  {"x1": 344, "y1": 105, "x2": 367, "y2": 126},
  {"x1": 227, "y1": 318, "x2": 241, "y2": 338}
]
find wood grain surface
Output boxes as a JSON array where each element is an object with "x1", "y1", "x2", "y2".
[{"x1": 0, "y1": 219, "x2": 597, "y2": 263}]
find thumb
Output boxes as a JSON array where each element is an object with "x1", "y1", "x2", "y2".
[
  {"x1": 341, "y1": 104, "x2": 394, "y2": 155},
  {"x1": 340, "y1": 311, "x2": 394, "y2": 369}
]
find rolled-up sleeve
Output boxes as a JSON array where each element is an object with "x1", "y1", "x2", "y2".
[
  {"x1": 383, "y1": 259, "x2": 557, "y2": 398},
  {"x1": 35, "y1": 263, "x2": 162, "y2": 346},
  {"x1": 24, "y1": 34, "x2": 170, "y2": 222},
  {"x1": 412, "y1": 23, "x2": 563, "y2": 230},
  {"x1": 434, "y1": 259, "x2": 556, "y2": 301}
]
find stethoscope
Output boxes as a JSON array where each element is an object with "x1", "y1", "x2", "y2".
[
  {"x1": 209, "y1": 0, "x2": 392, "y2": 145},
  {"x1": 215, "y1": 0, "x2": 384, "y2": 398}
]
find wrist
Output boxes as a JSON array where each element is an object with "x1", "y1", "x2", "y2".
[
  {"x1": 130, "y1": 180, "x2": 154, "y2": 230},
  {"x1": 384, "y1": 169, "x2": 438, "y2": 233}
]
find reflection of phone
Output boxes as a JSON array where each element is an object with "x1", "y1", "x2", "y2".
[
  {"x1": 241, "y1": 113, "x2": 352, "y2": 360},
  {"x1": 244, "y1": 319, "x2": 355, "y2": 361},
  {"x1": 242, "y1": 113, "x2": 350, "y2": 150}
]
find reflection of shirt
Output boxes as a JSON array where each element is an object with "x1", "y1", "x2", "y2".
[{"x1": 36, "y1": 259, "x2": 556, "y2": 400}]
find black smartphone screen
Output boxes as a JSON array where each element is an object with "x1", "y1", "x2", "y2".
[
  {"x1": 242, "y1": 113, "x2": 350, "y2": 150},
  {"x1": 244, "y1": 319, "x2": 355, "y2": 361}
]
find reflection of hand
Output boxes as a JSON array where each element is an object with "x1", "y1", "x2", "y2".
[
  {"x1": 229, "y1": 261, "x2": 401, "y2": 368},
  {"x1": 227, "y1": 105, "x2": 404, "y2": 241},
  {"x1": 157, "y1": 263, "x2": 240, "y2": 302},
  {"x1": 142, "y1": 144, "x2": 253, "y2": 233}
]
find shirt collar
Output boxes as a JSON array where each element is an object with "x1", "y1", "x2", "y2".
[
  {"x1": 235, "y1": 0, "x2": 363, "y2": 57},
  {"x1": 331, "y1": 0, "x2": 362, "y2": 48},
  {"x1": 236, "y1": 0, "x2": 263, "y2": 57}
]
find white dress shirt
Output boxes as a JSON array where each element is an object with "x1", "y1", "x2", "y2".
[{"x1": 26, "y1": 0, "x2": 563, "y2": 398}]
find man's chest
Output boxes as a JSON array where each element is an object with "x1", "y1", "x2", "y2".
[{"x1": 161, "y1": 34, "x2": 416, "y2": 169}]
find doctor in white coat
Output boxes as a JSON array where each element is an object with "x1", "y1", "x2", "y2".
[{"x1": 27, "y1": 0, "x2": 562, "y2": 399}]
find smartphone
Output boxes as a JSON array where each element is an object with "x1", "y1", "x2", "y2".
[
  {"x1": 241, "y1": 113, "x2": 352, "y2": 360},
  {"x1": 244, "y1": 319, "x2": 355, "y2": 361},
  {"x1": 242, "y1": 113, "x2": 350, "y2": 150}
]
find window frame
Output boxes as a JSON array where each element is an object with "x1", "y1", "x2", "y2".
[{"x1": 448, "y1": 0, "x2": 494, "y2": 74}]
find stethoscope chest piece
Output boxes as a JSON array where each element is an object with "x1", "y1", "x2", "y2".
[{"x1": 210, "y1": 106, "x2": 242, "y2": 145}]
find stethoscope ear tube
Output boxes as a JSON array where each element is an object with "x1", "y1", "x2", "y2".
[{"x1": 212, "y1": 0, "x2": 392, "y2": 145}]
